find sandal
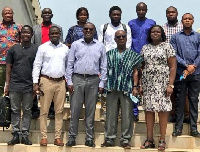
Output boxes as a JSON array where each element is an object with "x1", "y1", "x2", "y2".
[
  {"x1": 158, "y1": 139, "x2": 166, "y2": 151},
  {"x1": 140, "y1": 139, "x2": 155, "y2": 149}
]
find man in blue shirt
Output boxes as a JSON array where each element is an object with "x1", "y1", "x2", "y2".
[
  {"x1": 171, "y1": 13, "x2": 200, "y2": 137},
  {"x1": 66, "y1": 22, "x2": 107, "y2": 147},
  {"x1": 128, "y1": 2, "x2": 156, "y2": 54},
  {"x1": 128, "y1": 2, "x2": 155, "y2": 121}
]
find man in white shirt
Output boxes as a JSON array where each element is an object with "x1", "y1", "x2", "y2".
[
  {"x1": 32, "y1": 26, "x2": 69, "y2": 146},
  {"x1": 98, "y1": 6, "x2": 132, "y2": 121},
  {"x1": 98, "y1": 6, "x2": 132, "y2": 52}
]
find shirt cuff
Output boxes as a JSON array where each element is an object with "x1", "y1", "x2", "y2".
[
  {"x1": 67, "y1": 79, "x2": 73, "y2": 86},
  {"x1": 99, "y1": 81, "x2": 104, "y2": 88},
  {"x1": 33, "y1": 78, "x2": 39, "y2": 84}
]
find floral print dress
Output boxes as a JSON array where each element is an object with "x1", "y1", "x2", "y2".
[{"x1": 141, "y1": 42, "x2": 175, "y2": 112}]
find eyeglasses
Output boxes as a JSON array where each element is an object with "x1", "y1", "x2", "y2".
[
  {"x1": 116, "y1": 35, "x2": 127, "y2": 39},
  {"x1": 83, "y1": 28, "x2": 94, "y2": 31}
]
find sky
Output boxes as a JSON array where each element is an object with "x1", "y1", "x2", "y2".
[{"x1": 39, "y1": 0, "x2": 200, "y2": 37}]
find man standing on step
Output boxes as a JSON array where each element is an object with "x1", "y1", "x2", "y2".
[
  {"x1": 66, "y1": 22, "x2": 107, "y2": 147},
  {"x1": 32, "y1": 26, "x2": 69, "y2": 146},
  {"x1": 5, "y1": 25, "x2": 37, "y2": 145},
  {"x1": 98, "y1": 6, "x2": 131, "y2": 121},
  {"x1": 32, "y1": 8, "x2": 63, "y2": 119},
  {"x1": 101, "y1": 30, "x2": 142, "y2": 149},
  {"x1": 162, "y1": 6, "x2": 189, "y2": 123},
  {"x1": 0, "y1": 7, "x2": 22, "y2": 96},
  {"x1": 128, "y1": 2, "x2": 156, "y2": 121},
  {"x1": 171, "y1": 13, "x2": 200, "y2": 137}
]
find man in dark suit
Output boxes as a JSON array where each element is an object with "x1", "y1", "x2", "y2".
[{"x1": 32, "y1": 8, "x2": 63, "y2": 119}]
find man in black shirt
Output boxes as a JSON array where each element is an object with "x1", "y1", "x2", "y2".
[{"x1": 5, "y1": 25, "x2": 37, "y2": 145}]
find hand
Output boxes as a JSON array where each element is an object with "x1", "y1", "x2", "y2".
[
  {"x1": 183, "y1": 70, "x2": 189, "y2": 79},
  {"x1": 132, "y1": 87, "x2": 138, "y2": 96},
  {"x1": 166, "y1": 85, "x2": 173, "y2": 97},
  {"x1": 68, "y1": 85, "x2": 74, "y2": 94},
  {"x1": 138, "y1": 86, "x2": 143, "y2": 96},
  {"x1": 4, "y1": 85, "x2": 9, "y2": 96},
  {"x1": 99, "y1": 87, "x2": 104, "y2": 94},
  {"x1": 33, "y1": 84, "x2": 40, "y2": 95},
  {"x1": 187, "y1": 65, "x2": 196, "y2": 74}
]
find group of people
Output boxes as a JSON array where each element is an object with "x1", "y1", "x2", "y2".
[{"x1": 0, "y1": 1, "x2": 200, "y2": 151}]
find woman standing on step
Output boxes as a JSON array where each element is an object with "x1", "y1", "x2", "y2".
[
  {"x1": 139, "y1": 25, "x2": 176, "y2": 150},
  {"x1": 64, "y1": 7, "x2": 97, "y2": 48}
]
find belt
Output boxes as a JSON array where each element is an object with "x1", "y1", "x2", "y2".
[
  {"x1": 40, "y1": 74, "x2": 65, "y2": 81},
  {"x1": 74, "y1": 73, "x2": 98, "y2": 78}
]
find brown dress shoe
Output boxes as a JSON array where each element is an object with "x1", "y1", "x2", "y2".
[
  {"x1": 40, "y1": 138, "x2": 47, "y2": 146},
  {"x1": 54, "y1": 138, "x2": 64, "y2": 146}
]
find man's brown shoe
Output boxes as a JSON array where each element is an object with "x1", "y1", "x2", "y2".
[
  {"x1": 40, "y1": 138, "x2": 47, "y2": 146},
  {"x1": 54, "y1": 138, "x2": 64, "y2": 146}
]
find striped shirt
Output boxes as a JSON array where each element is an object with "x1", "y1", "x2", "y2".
[
  {"x1": 106, "y1": 48, "x2": 142, "y2": 95},
  {"x1": 66, "y1": 38, "x2": 107, "y2": 88},
  {"x1": 162, "y1": 22, "x2": 183, "y2": 43}
]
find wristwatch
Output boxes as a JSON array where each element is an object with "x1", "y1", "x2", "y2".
[{"x1": 168, "y1": 84, "x2": 174, "y2": 89}]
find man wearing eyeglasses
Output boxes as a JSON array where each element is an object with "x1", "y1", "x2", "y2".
[
  {"x1": 98, "y1": 6, "x2": 132, "y2": 122},
  {"x1": 101, "y1": 30, "x2": 142, "y2": 149},
  {"x1": 66, "y1": 22, "x2": 107, "y2": 147}
]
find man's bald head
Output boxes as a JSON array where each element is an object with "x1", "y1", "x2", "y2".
[{"x1": 2, "y1": 7, "x2": 14, "y2": 22}]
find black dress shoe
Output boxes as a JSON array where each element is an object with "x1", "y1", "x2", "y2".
[
  {"x1": 190, "y1": 130, "x2": 200, "y2": 137},
  {"x1": 85, "y1": 140, "x2": 95, "y2": 147},
  {"x1": 172, "y1": 129, "x2": 182, "y2": 136},
  {"x1": 21, "y1": 136, "x2": 32, "y2": 145},
  {"x1": 7, "y1": 132, "x2": 20, "y2": 145},
  {"x1": 101, "y1": 141, "x2": 113, "y2": 147},
  {"x1": 66, "y1": 140, "x2": 76, "y2": 147},
  {"x1": 121, "y1": 143, "x2": 131, "y2": 149}
]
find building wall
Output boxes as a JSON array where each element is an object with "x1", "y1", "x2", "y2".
[
  {"x1": 32, "y1": 0, "x2": 42, "y2": 24},
  {"x1": 0, "y1": 0, "x2": 41, "y2": 26}
]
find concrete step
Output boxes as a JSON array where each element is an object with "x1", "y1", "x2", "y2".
[
  {"x1": 0, "y1": 144, "x2": 199, "y2": 152},
  {"x1": 2, "y1": 119, "x2": 197, "y2": 135},
  {"x1": 1, "y1": 131, "x2": 200, "y2": 149},
  {"x1": 62, "y1": 103, "x2": 200, "y2": 123}
]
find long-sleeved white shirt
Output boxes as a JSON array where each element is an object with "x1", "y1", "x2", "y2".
[
  {"x1": 32, "y1": 41, "x2": 69, "y2": 83},
  {"x1": 98, "y1": 23, "x2": 132, "y2": 52}
]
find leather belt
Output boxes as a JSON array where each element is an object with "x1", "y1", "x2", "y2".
[
  {"x1": 74, "y1": 73, "x2": 98, "y2": 78},
  {"x1": 41, "y1": 74, "x2": 64, "y2": 81}
]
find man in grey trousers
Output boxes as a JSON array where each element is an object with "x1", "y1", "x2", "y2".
[
  {"x1": 5, "y1": 25, "x2": 37, "y2": 145},
  {"x1": 101, "y1": 30, "x2": 142, "y2": 149},
  {"x1": 66, "y1": 22, "x2": 107, "y2": 147}
]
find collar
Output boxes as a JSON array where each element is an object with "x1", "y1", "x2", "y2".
[
  {"x1": 166, "y1": 21, "x2": 181, "y2": 27},
  {"x1": 81, "y1": 38, "x2": 96, "y2": 44},
  {"x1": 49, "y1": 41, "x2": 62, "y2": 47},
  {"x1": 180, "y1": 29, "x2": 195, "y2": 35},
  {"x1": 1, "y1": 20, "x2": 15, "y2": 26}
]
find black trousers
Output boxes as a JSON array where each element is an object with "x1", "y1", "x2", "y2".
[{"x1": 174, "y1": 74, "x2": 200, "y2": 131}]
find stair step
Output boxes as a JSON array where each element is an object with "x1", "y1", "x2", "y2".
[
  {"x1": 1, "y1": 130, "x2": 200, "y2": 149},
  {"x1": 0, "y1": 144, "x2": 199, "y2": 152},
  {"x1": 61, "y1": 103, "x2": 200, "y2": 122},
  {"x1": 1, "y1": 119, "x2": 196, "y2": 135}
]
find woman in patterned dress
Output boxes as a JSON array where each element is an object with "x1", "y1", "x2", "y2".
[{"x1": 140, "y1": 25, "x2": 176, "y2": 150}]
